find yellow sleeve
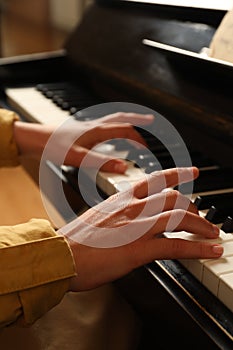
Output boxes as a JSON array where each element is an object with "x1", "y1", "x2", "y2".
[
  {"x1": 0, "y1": 219, "x2": 76, "y2": 328},
  {"x1": 0, "y1": 108, "x2": 20, "y2": 167}
]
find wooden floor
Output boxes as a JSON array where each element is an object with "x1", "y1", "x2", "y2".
[
  {"x1": 0, "y1": 11, "x2": 68, "y2": 226},
  {"x1": 0, "y1": 166, "x2": 52, "y2": 225}
]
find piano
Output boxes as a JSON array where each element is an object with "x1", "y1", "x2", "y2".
[{"x1": 0, "y1": 0, "x2": 233, "y2": 348}]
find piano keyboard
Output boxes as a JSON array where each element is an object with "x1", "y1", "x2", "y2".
[
  {"x1": 6, "y1": 82, "x2": 100, "y2": 124},
  {"x1": 5, "y1": 82, "x2": 233, "y2": 313},
  {"x1": 6, "y1": 86, "x2": 70, "y2": 124}
]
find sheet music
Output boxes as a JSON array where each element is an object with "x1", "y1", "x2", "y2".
[{"x1": 209, "y1": 7, "x2": 233, "y2": 63}]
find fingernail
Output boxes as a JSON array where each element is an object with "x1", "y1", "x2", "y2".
[
  {"x1": 114, "y1": 163, "x2": 127, "y2": 173},
  {"x1": 213, "y1": 225, "x2": 220, "y2": 236},
  {"x1": 145, "y1": 114, "x2": 154, "y2": 120},
  {"x1": 212, "y1": 245, "x2": 224, "y2": 256}
]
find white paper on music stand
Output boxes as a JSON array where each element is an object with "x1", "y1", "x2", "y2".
[{"x1": 209, "y1": 7, "x2": 233, "y2": 63}]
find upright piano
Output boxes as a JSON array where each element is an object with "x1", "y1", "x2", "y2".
[{"x1": 0, "y1": 1, "x2": 233, "y2": 348}]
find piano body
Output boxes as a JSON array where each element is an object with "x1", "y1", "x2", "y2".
[{"x1": 0, "y1": 1, "x2": 233, "y2": 348}]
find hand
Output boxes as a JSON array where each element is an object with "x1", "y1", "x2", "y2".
[
  {"x1": 58, "y1": 167, "x2": 223, "y2": 292},
  {"x1": 14, "y1": 112, "x2": 154, "y2": 173}
]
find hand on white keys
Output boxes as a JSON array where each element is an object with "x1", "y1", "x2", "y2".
[
  {"x1": 13, "y1": 112, "x2": 154, "y2": 173},
  {"x1": 58, "y1": 167, "x2": 224, "y2": 292}
]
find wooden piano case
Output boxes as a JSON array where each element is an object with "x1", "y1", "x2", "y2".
[{"x1": 0, "y1": 1, "x2": 233, "y2": 348}]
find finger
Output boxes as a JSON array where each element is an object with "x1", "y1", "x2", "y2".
[
  {"x1": 138, "y1": 190, "x2": 198, "y2": 217},
  {"x1": 100, "y1": 159, "x2": 127, "y2": 173},
  {"x1": 145, "y1": 209, "x2": 219, "y2": 239},
  {"x1": 91, "y1": 123, "x2": 148, "y2": 147},
  {"x1": 64, "y1": 145, "x2": 128, "y2": 173},
  {"x1": 134, "y1": 167, "x2": 199, "y2": 199},
  {"x1": 99, "y1": 112, "x2": 154, "y2": 125},
  {"x1": 131, "y1": 238, "x2": 223, "y2": 266}
]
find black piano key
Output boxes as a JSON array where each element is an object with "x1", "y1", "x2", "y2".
[
  {"x1": 37, "y1": 81, "x2": 101, "y2": 115},
  {"x1": 54, "y1": 91, "x2": 91, "y2": 102},
  {"x1": 194, "y1": 196, "x2": 202, "y2": 209},
  {"x1": 127, "y1": 148, "x2": 150, "y2": 160},
  {"x1": 128, "y1": 147, "x2": 167, "y2": 162},
  {"x1": 113, "y1": 139, "x2": 134, "y2": 151},
  {"x1": 217, "y1": 210, "x2": 233, "y2": 225},
  {"x1": 70, "y1": 107, "x2": 80, "y2": 115},
  {"x1": 189, "y1": 152, "x2": 216, "y2": 168},
  {"x1": 205, "y1": 206, "x2": 218, "y2": 223},
  {"x1": 196, "y1": 192, "x2": 233, "y2": 225},
  {"x1": 73, "y1": 107, "x2": 103, "y2": 120},
  {"x1": 178, "y1": 168, "x2": 233, "y2": 194},
  {"x1": 53, "y1": 96, "x2": 79, "y2": 106},
  {"x1": 136, "y1": 130, "x2": 217, "y2": 169},
  {"x1": 147, "y1": 141, "x2": 216, "y2": 168},
  {"x1": 61, "y1": 101, "x2": 97, "y2": 111},
  {"x1": 193, "y1": 192, "x2": 233, "y2": 211},
  {"x1": 52, "y1": 87, "x2": 90, "y2": 97},
  {"x1": 61, "y1": 101, "x2": 76, "y2": 110},
  {"x1": 56, "y1": 96, "x2": 96, "y2": 105},
  {"x1": 36, "y1": 82, "x2": 72, "y2": 94},
  {"x1": 37, "y1": 82, "x2": 94, "y2": 98},
  {"x1": 221, "y1": 217, "x2": 233, "y2": 233},
  {"x1": 72, "y1": 108, "x2": 93, "y2": 117},
  {"x1": 55, "y1": 97, "x2": 81, "y2": 106},
  {"x1": 205, "y1": 206, "x2": 233, "y2": 225},
  {"x1": 52, "y1": 91, "x2": 85, "y2": 101},
  {"x1": 46, "y1": 88, "x2": 84, "y2": 98},
  {"x1": 193, "y1": 193, "x2": 233, "y2": 225},
  {"x1": 45, "y1": 90, "x2": 63, "y2": 98},
  {"x1": 114, "y1": 139, "x2": 175, "y2": 155},
  {"x1": 145, "y1": 162, "x2": 161, "y2": 173},
  {"x1": 137, "y1": 153, "x2": 155, "y2": 166},
  {"x1": 131, "y1": 141, "x2": 215, "y2": 169}
]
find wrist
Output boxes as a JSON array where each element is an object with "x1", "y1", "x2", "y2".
[
  {"x1": 65, "y1": 237, "x2": 80, "y2": 291},
  {"x1": 14, "y1": 121, "x2": 51, "y2": 158}
]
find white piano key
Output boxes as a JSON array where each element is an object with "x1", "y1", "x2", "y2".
[
  {"x1": 185, "y1": 239, "x2": 233, "y2": 281},
  {"x1": 178, "y1": 255, "x2": 207, "y2": 281},
  {"x1": 186, "y1": 259, "x2": 207, "y2": 281},
  {"x1": 93, "y1": 143, "x2": 115, "y2": 154},
  {"x1": 96, "y1": 162, "x2": 146, "y2": 196},
  {"x1": 97, "y1": 169, "x2": 233, "y2": 201},
  {"x1": 220, "y1": 240, "x2": 233, "y2": 257},
  {"x1": 202, "y1": 256, "x2": 233, "y2": 296},
  {"x1": 6, "y1": 87, "x2": 69, "y2": 125},
  {"x1": 166, "y1": 229, "x2": 233, "y2": 281},
  {"x1": 165, "y1": 229, "x2": 233, "y2": 244},
  {"x1": 218, "y1": 273, "x2": 233, "y2": 313}
]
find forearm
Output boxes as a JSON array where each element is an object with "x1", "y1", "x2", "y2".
[
  {"x1": 13, "y1": 121, "x2": 52, "y2": 158},
  {"x1": 0, "y1": 219, "x2": 76, "y2": 328}
]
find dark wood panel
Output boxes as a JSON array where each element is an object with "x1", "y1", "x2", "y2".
[{"x1": 65, "y1": 3, "x2": 233, "y2": 166}]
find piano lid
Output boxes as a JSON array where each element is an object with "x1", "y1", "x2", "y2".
[{"x1": 65, "y1": 1, "x2": 233, "y2": 145}]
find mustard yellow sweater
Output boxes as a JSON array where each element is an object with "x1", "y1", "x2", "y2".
[{"x1": 0, "y1": 109, "x2": 76, "y2": 327}]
